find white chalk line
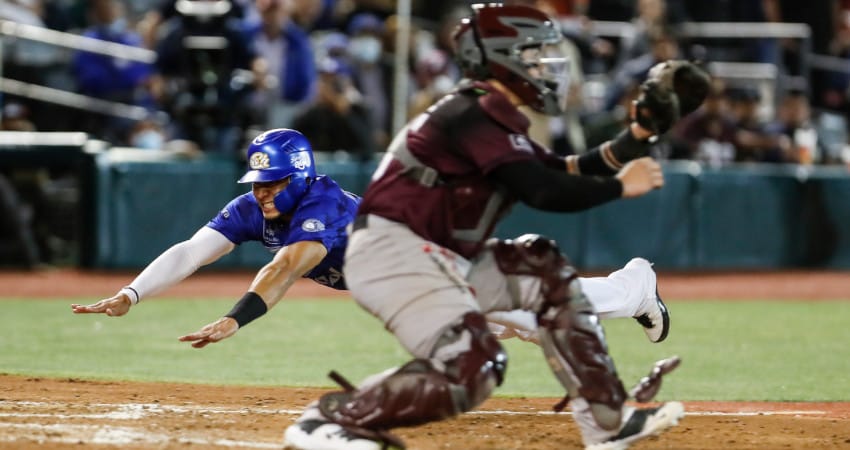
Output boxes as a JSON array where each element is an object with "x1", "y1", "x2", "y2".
[{"x1": 0, "y1": 400, "x2": 833, "y2": 448}]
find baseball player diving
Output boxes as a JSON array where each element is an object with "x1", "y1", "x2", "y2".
[{"x1": 71, "y1": 128, "x2": 672, "y2": 350}]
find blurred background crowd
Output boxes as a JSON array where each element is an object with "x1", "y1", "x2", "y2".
[
  {"x1": 3, "y1": 0, "x2": 850, "y2": 167},
  {"x1": 3, "y1": 0, "x2": 850, "y2": 269}
]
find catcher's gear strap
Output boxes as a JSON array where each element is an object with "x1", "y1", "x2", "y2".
[
  {"x1": 319, "y1": 312, "x2": 506, "y2": 430},
  {"x1": 485, "y1": 234, "x2": 576, "y2": 306}
]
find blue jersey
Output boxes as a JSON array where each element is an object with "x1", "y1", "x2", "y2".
[{"x1": 207, "y1": 176, "x2": 359, "y2": 290}]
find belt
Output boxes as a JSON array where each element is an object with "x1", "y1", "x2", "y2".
[{"x1": 352, "y1": 214, "x2": 369, "y2": 232}]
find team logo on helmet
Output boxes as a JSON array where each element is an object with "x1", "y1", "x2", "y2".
[
  {"x1": 249, "y1": 152, "x2": 271, "y2": 170},
  {"x1": 290, "y1": 152, "x2": 311, "y2": 170}
]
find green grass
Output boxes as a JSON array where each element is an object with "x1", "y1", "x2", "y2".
[{"x1": 1, "y1": 298, "x2": 848, "y2": 401}]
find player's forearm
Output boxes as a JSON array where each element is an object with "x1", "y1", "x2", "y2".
[
  {"x1": 564, "y1": 126, "x2": 652, "y2": 176},
  {"x1": 247, "y1": 262, "x2": 301, "y2": 310},
  {"x1": 226, "y1": 241, "x2": 327, "y2": 327}
]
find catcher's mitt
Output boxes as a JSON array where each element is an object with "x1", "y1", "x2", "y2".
[{"x1": 634, "y1": 60, "x2": 711, "y2": 135}]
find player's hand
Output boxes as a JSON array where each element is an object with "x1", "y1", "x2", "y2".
[
  {"x1": 616, "y1": 157, "x2": 665, "y2": 198},
  {"x1": 178, "y1": 317, "x2": 239, "y2": 349},
  {"x1": 71, "y1": 293, "x2": 132, "y2": 317}
]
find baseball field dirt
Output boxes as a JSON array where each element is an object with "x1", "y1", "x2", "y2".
[{"x1": 2, "y1": 269, "x2": 849, "y2": 449}]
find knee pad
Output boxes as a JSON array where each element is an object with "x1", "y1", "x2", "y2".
[
  {"x1": 319, "y1": 312, "x2": 506, "y2": 430},
  {"x1": 486, "y1": 234, "x2": 578, "y2": 309}
]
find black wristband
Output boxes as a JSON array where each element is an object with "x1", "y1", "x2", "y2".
[
  {"x1": 608, "y1": 128, "x2": 651, "y2": 165},
  {"x1": 225, "y1": 292, "x2": 268, "y2": 328}
]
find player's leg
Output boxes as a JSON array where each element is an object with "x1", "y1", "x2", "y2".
[
  {"x1": 483, "y1": 257, "x2": 669, "y2": 343},
  {"x1": 581, "y1": 257, "x2": 669, "y2": 342},
  {"x1": 284, "y1": 215, "x2": 506, "y2": 450},
  {"x1": 471, "y1": 234, "x2": 683, "y2": 449}
]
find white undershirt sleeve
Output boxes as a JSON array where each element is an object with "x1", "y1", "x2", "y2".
[{"x1": 120, "y1": 226, "x2": 236, "y2": 303}]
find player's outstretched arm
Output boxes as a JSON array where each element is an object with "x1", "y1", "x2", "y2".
[
  {"x1": 178, "y1": 240, "x2": 328, "y2": 348},
  {"x1": 71, "y1": 293, "x2": 132, "y2": 316},
  {"x1": 70, "y1": 227, "x2": 236, "y2": 317}
]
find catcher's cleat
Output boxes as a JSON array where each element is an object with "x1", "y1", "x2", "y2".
[
  {"x1": 629, "y1": 258, "x2": 670, "y2": 343},
  {"x1": 585, "y1": 401, "x2": 685, "y2": 450},
  {"x1": 283, "y1": 404, "x2": 403, "y2": 450}
]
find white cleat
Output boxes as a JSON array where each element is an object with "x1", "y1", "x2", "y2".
[
  {"x1": 585, "y1": 401, "x2": 685, "y2": 450},
  {"x1": 629, "y1": 258, "x2": 670, "y2": 343},
  {"x1": 283, "y1": 419, "x2": 386, "y2": 450},
  {"x1": 283, "y1": 404, "x2": 389, "y2": 450}
]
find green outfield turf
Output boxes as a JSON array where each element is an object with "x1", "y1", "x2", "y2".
[{"x1": 1, "y1": 298, "x2": 848, "y2": 401}]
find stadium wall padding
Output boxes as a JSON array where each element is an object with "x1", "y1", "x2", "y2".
[{"x1": 84, "y1": 158, "x2": 850, "y2": 270}]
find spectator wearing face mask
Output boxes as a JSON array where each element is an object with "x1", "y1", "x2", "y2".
[{"x1": 345, "y1": 13, "x2": 393, "y2": 147}]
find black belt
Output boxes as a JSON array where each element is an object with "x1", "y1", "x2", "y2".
[{"x1": 352, "y1": 214, "x2": 369, "y2": 232}]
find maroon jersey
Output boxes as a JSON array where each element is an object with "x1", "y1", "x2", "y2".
[{"x1": 358, "y1": 81, "x2": 560, "y2": 259}]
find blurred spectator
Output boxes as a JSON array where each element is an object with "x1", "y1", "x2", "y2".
[
  {"x1": 0, "y1": 172, "x2": 43, "y2": 268},
  {"x1": 292, "y1": 57, "x2": 376, "y2": 161},
  {"x1": 681, "y1": 0, "x2": 778, "y2": 65},
  {"x1": 243, "y1": 0, "x2": 317, "y2": 129},
  {"x1": 672, "y1": 78, "x2": 739, "y2": 167},
  {"x1": 604, "y1": 25, "x2": 681, "y2": 111},
  {"x1": 727, "y1": 85, "x2": 789, "y2": 163},
  {"x1": 0, "y1": 0, "x2": 65, "y2": 130},
  {"x1": 70, "y1": 0, "x2": 157, "y2": 143},
  {"x1": 289, "y1": 0, "x2": 338, "y2": 31},
  {"x1": 821, "y1": 1, "x2": 850, "y2": 112},
  {"x1": 127, "y1": 118, "x2": 168, "y2": 150},
  {"x1": 138, "y1": 0, "x2": 253, "y2": 48},
  {"x1": 766, "y1": 87, "x2": 832, "y2": 164},
  {"x1": 153, "y1": 0, "x2": 267, "y2": 156},
  {"x1": 622, "y1": 0, "x2": 686, "y2": 61},
  {"x1": 1, "y1": 103, "x2": 37, "y2": 132},
  {"x1": 408, "y1": 48, "x2": 454, "y2": 118},
  {"x1": 346, "y1": 12, "x2": 393, "y2": 147}
]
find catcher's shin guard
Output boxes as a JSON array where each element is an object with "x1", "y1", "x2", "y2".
[
  {"x1": 319, "y1": 312, "x2": 507, "y2": 430},
  {"x1": 488, "y1": 234, "x2": 626, "y2": 430}
]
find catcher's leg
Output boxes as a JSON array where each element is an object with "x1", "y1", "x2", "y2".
[
  {"x1": 285, "y1": 216, "x2": 506, "y2": 449},
  {"x1": 484, "y1": 235, "x2": 684, "y2": 448},
  {"x1": 319, "y1": 311, "x2": 506, "y2": 429},
  {"x1": 284, "y1": 312, "x2": 507, "y2": 449},
  {"x1": 484, "y1": 234, "x2": 627, "y2": 431}
]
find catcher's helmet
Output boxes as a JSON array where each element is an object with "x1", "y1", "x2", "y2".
[
  {"x1": 239, "y1": 128, "x2": 316, "y2": 214},
  {"x1": 453, "y1": 3, "x2": 569, "y2": 115}
]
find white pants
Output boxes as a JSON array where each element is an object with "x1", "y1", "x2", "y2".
[{"x1": 483, "y1": 258, "x2": 656, "y2": 343}]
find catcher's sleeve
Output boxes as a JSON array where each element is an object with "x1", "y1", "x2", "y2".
[{"x1": 122, "y1": 226, "x2": 236, "y2": 302}]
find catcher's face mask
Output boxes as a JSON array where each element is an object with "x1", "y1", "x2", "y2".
[{"x1": 519, "y1": 42, "x2": 570, "y2": 114}]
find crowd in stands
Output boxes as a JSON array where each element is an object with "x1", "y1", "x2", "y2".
[{"x1": 2, "y1": 0, "x2": 850, "y2": 168}]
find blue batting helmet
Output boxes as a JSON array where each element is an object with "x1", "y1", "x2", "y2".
[{"x1": 238, "y1": 128, "x2": 316, "y2": 214}]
